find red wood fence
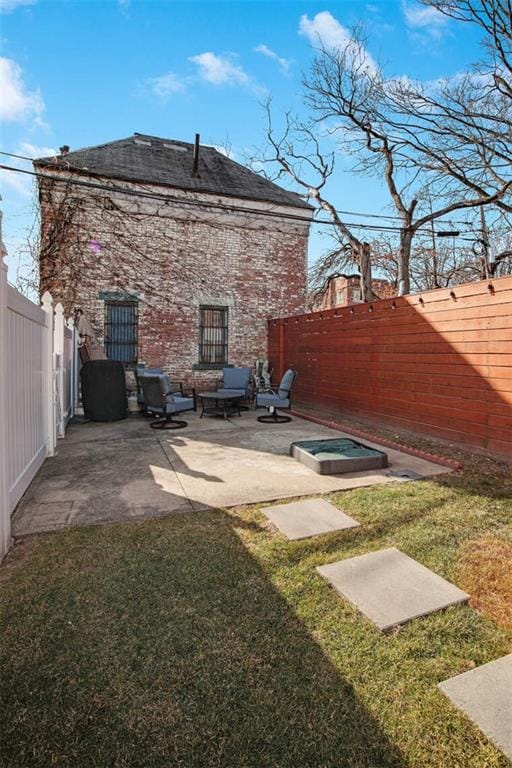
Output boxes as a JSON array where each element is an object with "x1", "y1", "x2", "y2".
[{"x1": 268, "y1": 276, "x2": 512, "y2": 457}]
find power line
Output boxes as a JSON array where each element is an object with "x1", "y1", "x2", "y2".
[
  {"x1": 0, "y1": 148, "x2": 482, "y2": 228},
  {"x1": 0, "y1": 161, "x2": 474, "y2": 236}
]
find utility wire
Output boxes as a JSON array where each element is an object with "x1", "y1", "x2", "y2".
[
  {"x1": 0, "y1": 148, "x2": 482, "y2": 228},
  {"x1": 0, "y1": 162, "x2": 474, "y2": 236},
  {"x1": 0, "y1": 163, "x2": 407, "y2": 233}
]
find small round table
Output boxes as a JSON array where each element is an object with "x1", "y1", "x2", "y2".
[{"x1": 197, "y1": 392, "x2": 243, "y2": 420}]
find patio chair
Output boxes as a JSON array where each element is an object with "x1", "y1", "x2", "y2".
[
  {"x1": 255, "y1": 369, "x2": 297, "y2": 423},
  {"x1": 216, "y1": 367, "x2": 252, "y2": 409},
  {"x1": 139, "y1": 375, "x2": 195, "y2": 430},
  {"x1": 136, "y1": 367, "x2": 186, "y2": 415}
]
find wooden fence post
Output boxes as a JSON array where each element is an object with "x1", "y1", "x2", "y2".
[
  {"x1": 41, "y1": 291, "x2": 56, "y2": 457},
  {"x1": 0, "y1": 251, "x2": 10, "y2": 560}
]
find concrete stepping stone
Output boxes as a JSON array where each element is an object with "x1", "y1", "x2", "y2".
[
  {"x1": 261, "y1": 498, "x2": 360, "y2": 540},
  {"x1": 439, "y1": 654, "x2": 512, "y2": 761},
  {"x1": 317, "y1": 547, "x2": 469, "y2": 632}
]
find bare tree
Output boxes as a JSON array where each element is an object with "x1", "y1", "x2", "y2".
[
  {"x1": 385, "y1": 1, "x2": 511, "y2": 224},
  {"x1": 12, "y1": 188, "x2": 40, "y2": 301},
  {"x1": 259, "y1": 25, "x2": 511, "y2": 297},
  {"x1": 359, "y1": 234, "x2": 475, "y2": 291},
  {"x1": 410, "y1": 240, "x2": 489, "y2": 290},
  {"x1": 422, "y1": 0, "x2": 511, "y2": 99},
  {"x1": 368, "y1": 208, "x2": 512, "y2": 293},
  {"x1": 304, "y1": 37, "x2": 511, "y2": 293},
  {"x1": 368, "y1": 212, "x2": 512, "y2": 292},
  {"x1": 260, "y1": 105, "x2": 377, "y2": 301}
]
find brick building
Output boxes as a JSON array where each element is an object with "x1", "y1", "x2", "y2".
[
  {"x1": 34, "y1": 134, "x2": 312, "y2": 385},
  {"x1": 311, "y1": 274, "x2": 396, "y2": 311}
]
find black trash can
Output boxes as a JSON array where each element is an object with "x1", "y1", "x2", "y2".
[{"x1": 80, "y1": 360, "x2": 127, "y2": 421}]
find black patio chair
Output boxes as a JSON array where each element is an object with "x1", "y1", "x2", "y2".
[{"x1": 139, "y1": 375, "x2": 195, "y2": 430}]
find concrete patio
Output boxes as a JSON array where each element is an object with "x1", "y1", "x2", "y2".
[{"x1": 12, "y1": 410, "x2": 450, "y2": 536}]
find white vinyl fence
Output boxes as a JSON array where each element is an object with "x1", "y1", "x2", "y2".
[
  {"x1": 54, "y1": 303, "x2": 77, "y2": 438},
  {"x1": 0, "y1": 257, "x2": 78, "y2": 560}
]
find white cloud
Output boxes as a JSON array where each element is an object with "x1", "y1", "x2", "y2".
[
  {"x1": 299, "y1": 11, "x2": 353, "y2": 50},
  {"x1": 189, "y1": 52, "x2": 249, "y2": 85},
  {"x1": 254, "y1": 44, "x2": 291, "y2": 73},
  {"x1": 208, "y1": 144, "x2": 237, "y2": 160},
  {"x1": 0, "y1": 57, "x2": 44, "y2": 122},
  {"x1": 0, "y1": 159, "x2": 30, "y2": 198},
  {"x1": 0, "y1": 0, "x2": 36, "y2": 12},
  {"x1": 146, "y1": 72, "x2": 187, "y2": 100},
  {"x1": 19, "y1": 141, "x2": 56, "y2": 158},
  {"x1": 0, "y1": 166, "x2": 32, "y2": 197},
  {"x1": 0, "y1": 142, "x2": 55, "y2": 200},
  {"x1": 402, "y1": 2, "x2": 449, "y2": 37},
  {"x1": 299, "y1": 11, "x2": 377, "y2": 74}
]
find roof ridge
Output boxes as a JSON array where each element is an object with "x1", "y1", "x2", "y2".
[
  {"x1": 34, "y1": 135, "x2": 138, "y2": 162},
  {"x1": 133, "y1": 134, "x2": 225, "y2": 154},
  {"x1": 36, "y1": 134, "x2": 221, "y2": 162},
  {"x1": 133, "y1": 133, "x2": 194, "y2": 146}
]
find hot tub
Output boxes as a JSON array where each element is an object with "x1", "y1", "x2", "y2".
[{"x1": 290, "y1": 437, "x2": 388, "y2": 475}]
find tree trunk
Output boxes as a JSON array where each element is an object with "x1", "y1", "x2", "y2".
[
  {"x1": 359, "y1": 242, "x2": 377, "y2": 302},
  {"x1": 479, "y1": 207, "x2": 490, "y2": 280},
  {"x1": 398, "y1": 227, "x2": 413, "y2": 295}
]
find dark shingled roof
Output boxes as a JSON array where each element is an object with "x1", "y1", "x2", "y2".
[{"x1": 35, "y1": 133, "x2": 311, "y2": 210}]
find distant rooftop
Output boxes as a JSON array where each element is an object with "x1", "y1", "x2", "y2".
[{"x1": 34, "y1": 133, "x2": 311, "y2": 210}]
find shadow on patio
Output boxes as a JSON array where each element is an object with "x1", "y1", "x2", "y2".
[{"x1": 11, "y1": 410, "x2": 449, "y2": 536}]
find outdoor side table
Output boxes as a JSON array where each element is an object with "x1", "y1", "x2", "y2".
[{"x1": 197, "y1": 392, "x2": 243, "y2": 420}]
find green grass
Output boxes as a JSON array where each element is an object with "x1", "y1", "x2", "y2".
[{"x1": 1, "y1": 456, "x2": 511, "y2": 767}]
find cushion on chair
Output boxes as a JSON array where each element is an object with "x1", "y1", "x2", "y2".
[
  {"x1": 216, "y1": 388, "x2": 246, "y2": 397},
  {"x1": 166, "y1": 395, "x2": 194, "y2": 414},
  {"x1": 278, "y1": 369, "x2": 295, "y2": 398},
  {"x1": 223, "y1": 367, "x2": 251, "y2": 392},
  {"x1": 256, "y1": 393, "x2": 289, "y2": 408}
]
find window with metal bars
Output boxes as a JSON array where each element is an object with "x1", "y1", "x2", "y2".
[
  {"x1": 199, "y1": 305, "x2": 228, "y2": 365},
  {"x1": 104, "y1": 300, "x2": 138, "y2": 364}
]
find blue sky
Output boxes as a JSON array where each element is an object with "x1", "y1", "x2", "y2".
[{"x1": 0, "y1": 0, "x2": 484, "y2": 282}]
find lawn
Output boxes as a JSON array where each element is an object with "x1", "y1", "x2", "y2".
[{"x1": 1, "y1": 450, "x2": 511, "y2": 768}]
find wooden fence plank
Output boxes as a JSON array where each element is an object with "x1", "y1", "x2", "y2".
[{"x1": 269, "y1": 275, "x2": 512, "y2": 456}]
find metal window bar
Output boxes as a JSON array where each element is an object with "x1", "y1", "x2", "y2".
[
  {"x1": 199, "y1": 306, "x2": 228, "y2": 364},
  {"x1": 104, "y1": 300, "x2": 138, "y2": 364}
]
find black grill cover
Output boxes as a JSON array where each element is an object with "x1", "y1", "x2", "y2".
[{"x1": 80, "y1": 360, "x2": 127, "y2": 421}]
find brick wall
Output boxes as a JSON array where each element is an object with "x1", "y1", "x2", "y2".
[
  {"x1": 38, "y1": 173, "x2": 310, "y2": 388},
  {"x1": 312, "y1": 276, "x2": 395, "y2": 310},
  {"x1": 269, "y1": 276, "x2": 512, "y2": 457}
]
